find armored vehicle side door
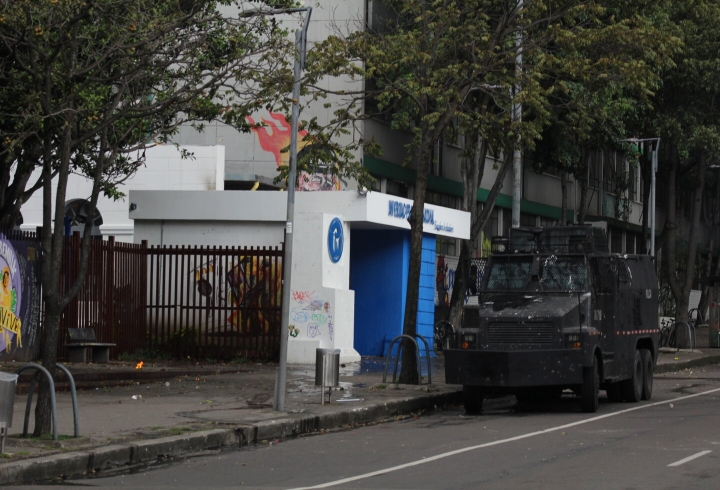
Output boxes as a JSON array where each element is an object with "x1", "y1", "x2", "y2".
[{"x1": 590, "y1": 256, "x2": 619, "y2": 379}]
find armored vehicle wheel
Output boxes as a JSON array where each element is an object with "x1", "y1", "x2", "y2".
[
  {"x1": 640, "y1": 349, "x2": 653, "y2": 401},
  {"x1": 622, "y1": 349, "x2": 643, "y2": 403},
  {"x1": 463, "y1": 385, "x2": 484, "y2": 415},
  {"x1": 606, "y1": 382, "x2": 623, "y2": 402},
  {"x1": 580, "y1": 356, "x2": 599, "y2": 413}
]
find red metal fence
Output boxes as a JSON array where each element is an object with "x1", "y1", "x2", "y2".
[
  {"x1": 8, "y1": 230, "x2": 284, "y2": 361},
  {"x1": 59, "y1": 235, "x2": 147, "y2": 360}
]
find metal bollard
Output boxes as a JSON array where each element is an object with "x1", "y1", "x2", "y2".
[
  {"x1": 0, "y1": 372, "x2": 18, "y2": 454},
  {"x1": 315, "y1": 348, "x2": 341, "y2": 405}
]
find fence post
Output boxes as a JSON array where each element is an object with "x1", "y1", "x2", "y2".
[
  {"x1": 141, "y1": 240, "x2": 148, "y2": 354},
  {"x1": 105, "y1": 236, "x2": 116, "y2": 352}
]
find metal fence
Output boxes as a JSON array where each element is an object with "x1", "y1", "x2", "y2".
[
  {"x1": 57, "y1": 236, "x2": 283, "y2": 361},
  {"x1": 145, "y1": 245, "x2": 283, "y2": 360},
  {"x1": 59, "y1": 235, "x2": 147, "y2": 360}
]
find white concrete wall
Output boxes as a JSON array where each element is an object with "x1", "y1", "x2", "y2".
[
  {"x1": 133, "y1": 220, "x2": 284, "y2": 248},
  {"x1": 286, "y1": 212, "x2": 358, "y2": 363},
  {"x1": 19, "y1": 145, "x2": 224, "y2": 242},
  {"x1": 182, "y1": 0, "x2": 366, "y2": 190}
]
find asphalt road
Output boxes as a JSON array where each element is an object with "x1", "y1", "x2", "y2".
[{"x1": 27, "y1": 364, "x2": 720, "y2": 490}]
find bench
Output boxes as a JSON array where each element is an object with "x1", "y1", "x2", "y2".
[{"x1": 63, "y1": 328, "x2": 116, "y2": 363}]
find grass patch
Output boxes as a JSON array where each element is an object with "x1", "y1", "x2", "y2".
[
  {"x1": 165, "y1": 427, "x2": 193, "y2": 436},
  {"x1": 16, "y1": 451, "x2": 30, "y2": 456},
  {"x1": 0, "y1": 453, "x2": 11, "y2": 459},
  {"x1": 26, "y1": 434, "x2": 73, "y2": 441}
]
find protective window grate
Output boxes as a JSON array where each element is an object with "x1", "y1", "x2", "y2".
[{"x1": 488, "y1": 323, "x2": 555, "y2": 344}]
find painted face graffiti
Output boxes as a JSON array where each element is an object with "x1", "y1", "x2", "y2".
[{"x1": 0, "y1": 237, "x2": 22, "y2": 352}]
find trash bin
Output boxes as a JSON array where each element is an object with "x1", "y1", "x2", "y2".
[
  {"x1": 0, "y1": 372, "x2": 18, "y2": 454},
  {"x1": 315, "y1": 348, "x2": 341, "y2": 404}
]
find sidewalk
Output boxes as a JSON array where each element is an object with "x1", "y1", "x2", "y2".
[{"x1": 1, "y1": 346, "x2": 719, "y2": 485}]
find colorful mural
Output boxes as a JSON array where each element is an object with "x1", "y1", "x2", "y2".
[
  {"x1": 435, "y1": 255, "x2": 458, "y2": 307},
  {"x1": 0, "y1": 234, "x2": 41, "y2": 361},
  {"x1": 246, "y1": 111, "x2": 345, "y2": 191},
  {"x1": 192, "y1": 255, "x2": 282, "y2": 335}
]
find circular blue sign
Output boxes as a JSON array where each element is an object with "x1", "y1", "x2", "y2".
[{"x1": 327, "y1": 217, "x2": 344, "y2": 263}]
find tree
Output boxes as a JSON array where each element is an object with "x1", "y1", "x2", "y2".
[
  {"x1": 444, "y1": 0, "x2": 676, "y2": 329},
  {"x1": 0, "y1": 0, "x2": 297, "y2": 436},
  {"x1": 643, "y1": 0, "x2": 720, "y2": 346}
]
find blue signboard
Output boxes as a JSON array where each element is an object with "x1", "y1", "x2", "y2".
[{"x1": 327, "y1": 217, "x2": 344, "y2": 263}]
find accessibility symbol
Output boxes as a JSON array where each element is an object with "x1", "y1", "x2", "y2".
[{"x1": 327, "y1": 217, "x2": 344, "y2": 264}]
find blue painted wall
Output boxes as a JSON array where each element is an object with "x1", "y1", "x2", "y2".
[
  {"x1": 350, "y1": 229, "x2": 436, "y2": 358},
  {"x1": 416, "y1": 233, "x2": 437, "y2": 356},
  {"x1": 350, "y1": 230, "x2": 408, "y2": 356}
]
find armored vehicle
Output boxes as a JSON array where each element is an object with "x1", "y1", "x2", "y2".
[{"x1": 444, "y1": 225, "x2": 659, "y2": 414}]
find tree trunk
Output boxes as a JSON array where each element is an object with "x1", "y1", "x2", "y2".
[
  {"x1": 666, "y1": 146, "x2": 708, "y2": 348},
  {"x1": 640, "y1": 146, "x2": 652, "y2": 254},
  {"x1": 561, "y1": 171, "x2": 568, "y2": 225},
  {"x1": 399, "y1": 144, "x2": 433, "y2": 384},
  {"x1": 448, "y1": 151, "x2": 514, "y2": 327},
  {"x1": 697, "y1": 241, "x2": 718, "y2": 323},
  {"x1": 33, "y1": 306, "x2": 60, "y2": 436}
]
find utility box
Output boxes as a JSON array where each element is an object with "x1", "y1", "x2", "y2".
[
  {"x1": 0, "y1": 371, "x2": 18, "y2": 453},
  {"x1": 315, "y1": 348, "x2": 341, "y2": 404}
]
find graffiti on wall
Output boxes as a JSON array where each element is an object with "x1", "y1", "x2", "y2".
[
  {"x1": 191, "y1": 256, "x2": 282, "y2": 335},
  {"x1": 290, "y1": 290, "x2": 333, "y2": 341},
  {"x1": 0, "y1": 234, "x2": 41, "y2": 361},
  {"x1": 435, "y1": 255, "x2": 458, "y2": 307},
  {"x1": 246, "y1": 112, "x2": 345, "y2": 191}
]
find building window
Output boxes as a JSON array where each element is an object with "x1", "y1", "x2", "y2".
[
  {"x1": 603, "y1": 152, "x2": 617, "y2": 194},
  {"x1": 610, "y1": 227, "x2": 623, "y2": 253},
  {"x1": 502, "y1": 207, "x2": 512, "y2": 236},
  {"x1": 436, "y1": 236, "x2": 457, "y2": 256},
  {"x1": 625, "y1": 232, "x2": 635, "y2": 254},
  {"x1": 520, "y1": 213, "x2": 537, "y2": 227},
  {"x1": 386, "y1": 179, "x2": 409, "y2": 198},
  {"x1": 539, "y1": 216, "x2": 557, "y2": 228},
  {"x1": 426, "y1": 191, "x2": 460, "y2": 209}
]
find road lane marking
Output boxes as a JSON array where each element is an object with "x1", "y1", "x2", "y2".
[
  {"x1": 288, "y1": 386, "x2": 720, "y2": 490},
  {"x1": 668, "y1": 450, "x2": 712, "y2": 467}
]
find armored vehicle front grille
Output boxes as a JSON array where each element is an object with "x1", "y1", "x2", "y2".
[{"x1": 487, "y1": 323, "x2": 555, "y2": 345}]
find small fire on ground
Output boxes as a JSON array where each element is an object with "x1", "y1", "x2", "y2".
[{"x1": 135, "y1": 361, "x2": 144, "y2": 370}]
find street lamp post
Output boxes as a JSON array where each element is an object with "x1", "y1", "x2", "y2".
[
  {"x1": 273, "y1": 7, "x2": 313, "y2": 413},
  {"x1": 620, "y1": 137, "x2": 660, "y2": 257}
]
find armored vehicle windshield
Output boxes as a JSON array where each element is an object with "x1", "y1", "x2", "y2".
[{"x1": 483, "y1": 255, "x2": 588, "y2": 293}]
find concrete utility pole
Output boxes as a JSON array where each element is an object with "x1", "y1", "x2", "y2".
[
  {"x1": 274, "y1": 6, "x2": 313, "y2": 413},
  {"x1": 512, "y1": 0, "x2": 523, "y2": 228}
]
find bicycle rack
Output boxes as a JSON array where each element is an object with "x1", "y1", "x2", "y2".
[
  {"x1": 674, "y1": 321, "x2": 696, "y2": 351},
  {"x1": 383, "y1": 334, "x2": 432, "y2": 385},
  {"x1": 17, "y1": 363, "x2": 80, "y2": 440}
]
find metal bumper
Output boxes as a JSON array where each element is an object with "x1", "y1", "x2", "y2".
[{"x1": 444, "y1": 348, "x2": 584, "y2": 387}]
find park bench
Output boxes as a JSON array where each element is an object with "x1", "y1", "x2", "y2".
[{"x1": 63, "y1": 328, "x2": 116, "y2": 363}]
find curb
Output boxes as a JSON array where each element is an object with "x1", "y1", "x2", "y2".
[
  {"x1": 655, "y1": 354, "x2": 720, "y2": 374},
  {"x1": 0, "y1": 390, "x2": 461, "y2": 486}
]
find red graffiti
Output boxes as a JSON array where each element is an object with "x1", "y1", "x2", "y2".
[{"x1": 292, "y1": 290, "x2": 314, "y2": 303}]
